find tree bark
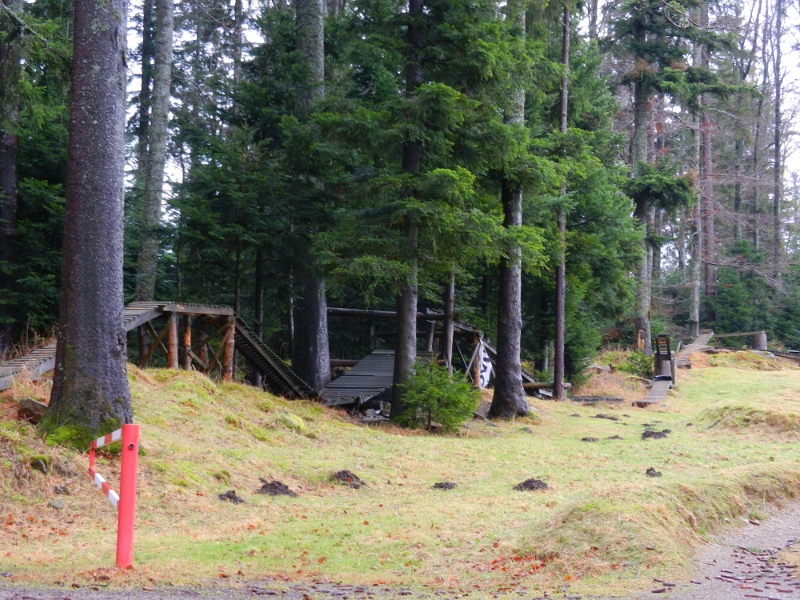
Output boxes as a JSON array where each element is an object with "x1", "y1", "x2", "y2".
[
  {"x1": 699, "y1": 1, "x2": 715, "y2": 312},
  {"x1": 553, "y1": 4, "x2": 569, "y2": 401},
  {"x1": 442, "y1": 269, "x2": 455, "y2": 375},
  {"x1": 136, "y1": 0, "x2": 154, "y2": 167},
  {"x1": 292, "y1": 271, "x2": 331, "y2": 391},
  {"x1": 753, "y1": 6, "x2": 770, "y2": 251},
  {"x1": 43, "y1": 0, "x2": 131, "y2": 440},
  {"x1": 292, "y1": 0, "x2": 330, "y2": 393},
  {"x1": 772, "y1": 0, "x2": 783, "y2": 276},
  {"x1": 489, "y1": 0, "x2": 527, "y2": 418},
  {"x1": 296, "y1": 0, "x2": 324, "y2": 108},
  {"x1": 390, "y1": 0, "x2": 423, "y2": 421},
  {"x1": 0, "y1": 0, "x2": 20, "y2": 354},
  {"x1": 631, "y1": 72, "x2": 652, "y2": 354},
  {"x1": 252, "y1": 246, "x2": 265, "y2": 388},
  {"x1": 135, "y1": 0, "x2": 173, "y2": 302}
]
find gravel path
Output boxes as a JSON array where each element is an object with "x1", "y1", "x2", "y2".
[
  {"x1": 617, "y1": 499, "x2": 800, "y2": 600},
  {"x1": 2, "y1": 501, "x2": 799, "y2": 600}
]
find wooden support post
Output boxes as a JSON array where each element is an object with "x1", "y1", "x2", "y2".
[
  {"x1": 182, "y1": 315, "x2": 192, "y2": 370},
  {"x1": 426, "y1": 321, "x2": 436, "y2": 352},
  {"x1": 167, "y1": 312, "x2": 179, "y2": 369},
  {"x1": 138, "y1": 326, "x2": 148, "y2": 367},
  {"x1": 443, "y1": 271, "x2": 455, "y2": 374},
  {"x1": 473, "y1": 335, "x2": 481, "y2": 389},
  {"x1": 222, "y1": 319, "x2": 235, "y2": 382}
]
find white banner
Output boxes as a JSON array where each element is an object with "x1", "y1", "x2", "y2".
[{"x1": 478, "y1": 341, "x2": 493, "y2": 388}]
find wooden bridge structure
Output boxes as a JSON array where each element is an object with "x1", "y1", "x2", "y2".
[
  {"x1": 321, "y1": 308, "x2": 537, "y2": 407},
  {"x1": 0, "y1": 301, "x2": 312, "y2": 399}
]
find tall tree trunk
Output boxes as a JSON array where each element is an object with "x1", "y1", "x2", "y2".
[
  {"x1": 43, "y1": 0, "x2": 131, "y2": 440},
  {"x1": 588, "y1": 0, "x2": 598, "y2": 39},
  {"x1": 296, "y1": 0, "x2": 324, "y2": 107},
  {"x1": 292, "y1": 0, "x2": 330, "y2": 393},
  {"x1": 699, "y1": 1, "x2": 715, "y2": 315},
  {"x1": 442, "y1": 269, "x2": 455, "y2": 375},
  {"x1": 0, "y1": 0, "x2": 19, "y2": 354},
  {"x1": 631, "y1": 73, "x2": 652, "y2": 354},
  {"x1": 390, "y1": 0, "x2": 423, "y2": 421},
  {"x1": 734, "y1": 136, "x2": 744, "y2": 243},
  {"x1": 252, "y1": 247, "x2": 264, "y2": 388},
  {"x1": 753, "y1": 6, "x2": 770, "y2": 251},
  {"x1": 233, "y1": 0, "x2": 243, "y2": 82},
  {"x1": 137, "y1": 0, "x2": 154, "y2": 169},
  {"x1": 553, "y1": 3, "x2": 569, "y2": 401},
  {"x1": 135, "y1": 0, "x2": 173, "y2": 301},
  {"x1": 489, "y1": 0, "x2": 527, "y2": 418},
  {"x1": 772, "y1": 0, "x2": 783, "y2": 276}
]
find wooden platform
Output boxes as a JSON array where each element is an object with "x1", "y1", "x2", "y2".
[{"x1": 0, "y1": 302, "x2": 310, "y2": 398}]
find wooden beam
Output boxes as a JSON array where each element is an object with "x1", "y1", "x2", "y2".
[
  {"x1": 167, "y1": 312, "x2": 179, "y2": 369},
  {"x1": 189, "y1": 349, "x2": 208, "y2": 370},
  {"x1": 139, "y1": 320, "x2": 171, "y2": 368},
  {"x1": 712, "y1": 331, "x2": 765, "y2": 338},
  {"x1": 182, "y1": 315, "x2": 192, "y2": 370},
  {"x1": 222, "y1": 319, "x2": 235, "y2": 382},
  {"x1": 523, "y1": 382, "x2": 572, "y2": 390},
  {"x1": 206, "y1": 333, "x2": 228, "y2": 374},
  {"x1": 327, "y1": 307, "x2": 446, "y2": 320}
]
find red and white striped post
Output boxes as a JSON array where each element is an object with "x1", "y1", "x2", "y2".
[{"x1": 88, "y1": 424, "x2": 140, "y2": 568}]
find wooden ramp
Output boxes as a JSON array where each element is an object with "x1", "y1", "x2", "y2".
[
  {"x1": 320, "y1": 349, "x2": 437, "y2": 407},
  {"x1": 0, "y1": 302, "x2": 310, "y2": 398},
  {"x1": 634, "y1": 331, "x2": 714, "y2": 408},
  {"x1": 320, "y1": 349, "x2": 396, "y2": 406}
]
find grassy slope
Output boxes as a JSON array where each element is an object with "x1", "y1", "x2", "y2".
[{"x1": 2, "y1": 354, "x2": 800, "y2": 597}]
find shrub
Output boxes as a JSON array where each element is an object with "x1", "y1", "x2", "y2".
[
  {"x1": 618, "y1": 350, "x2": 654, "y2": 379},
  {"x1": 396, "y1": 362, "x2": 480, "y2": 434}
]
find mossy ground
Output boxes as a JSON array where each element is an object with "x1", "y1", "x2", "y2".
[{"x1": 2, "y1": 355, "x2": 800, "y2": 598}]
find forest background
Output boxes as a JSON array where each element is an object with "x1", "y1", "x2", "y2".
[{"x1": 1, "y1": 0, "x2": 799, "y2": 394}]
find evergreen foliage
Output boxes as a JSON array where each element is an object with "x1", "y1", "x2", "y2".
[{"x1": 396, "y1": 361, "x2": 480, "y2": 433}]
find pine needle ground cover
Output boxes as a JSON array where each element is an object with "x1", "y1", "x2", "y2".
[{"x1": 2, "y1": 357, "x2": 800, "y2": 597}]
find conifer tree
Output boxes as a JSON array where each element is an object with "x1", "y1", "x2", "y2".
[{"x1": 42, "y1": 0, "x2": 131, "y2": 440}]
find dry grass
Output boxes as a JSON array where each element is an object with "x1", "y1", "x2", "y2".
[
  {"x1": 3, "y1": 358, "x2": 800, "y2": 597},
  {"x1": 571, "y1": 371, "x2": 648, "y2": 403}
]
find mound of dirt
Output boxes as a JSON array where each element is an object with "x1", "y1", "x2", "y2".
[
  {"x1": 331, "y1": 470, "x2": 364, "y2": 489},
  {"x1": 581, "y1": 437, "x2": 599, "y2": 442},
  {"x1": 607, "y1": 435, "x2": 623, "y2": 440},
  {"x1": 218, "y1": 490, "x2": 245, "y2": 503},
  {"x1": 645, "y1": 467, "x2": 662, "y2": 477},
  {"x1": 432, "y1": 482, "x2": 457, "y2": 490},
  {"x1": 642, "y1": 429, "x2": 669, "y2": 440},
  {"x1": 514, "y1": 478, "x2": 549, "y2": 492},
  {"x1": 257, "y1": 479, "x2": 297, "y2": 497},
  {"x1": 594, "y1": 413, "x2": 619, "y2": 421}
]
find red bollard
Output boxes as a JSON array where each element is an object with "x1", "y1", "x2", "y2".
[{"x1": 116, "y1": 424, "x2": 140, "y2": 568}]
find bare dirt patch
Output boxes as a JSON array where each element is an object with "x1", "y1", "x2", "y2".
[
  {"x1": 257, "y1": 478, "x2": 297, "y2": 497},
  {"x1": 513, "y1": 478, "x2": 548, "y2": 491},
  {"x1": 330, "y1": 469, "x2": 364, "y2": 488}
]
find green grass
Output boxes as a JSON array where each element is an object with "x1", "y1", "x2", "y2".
[{"x1": 3, "y1": 359, "x2": 800, "y2": 597}]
